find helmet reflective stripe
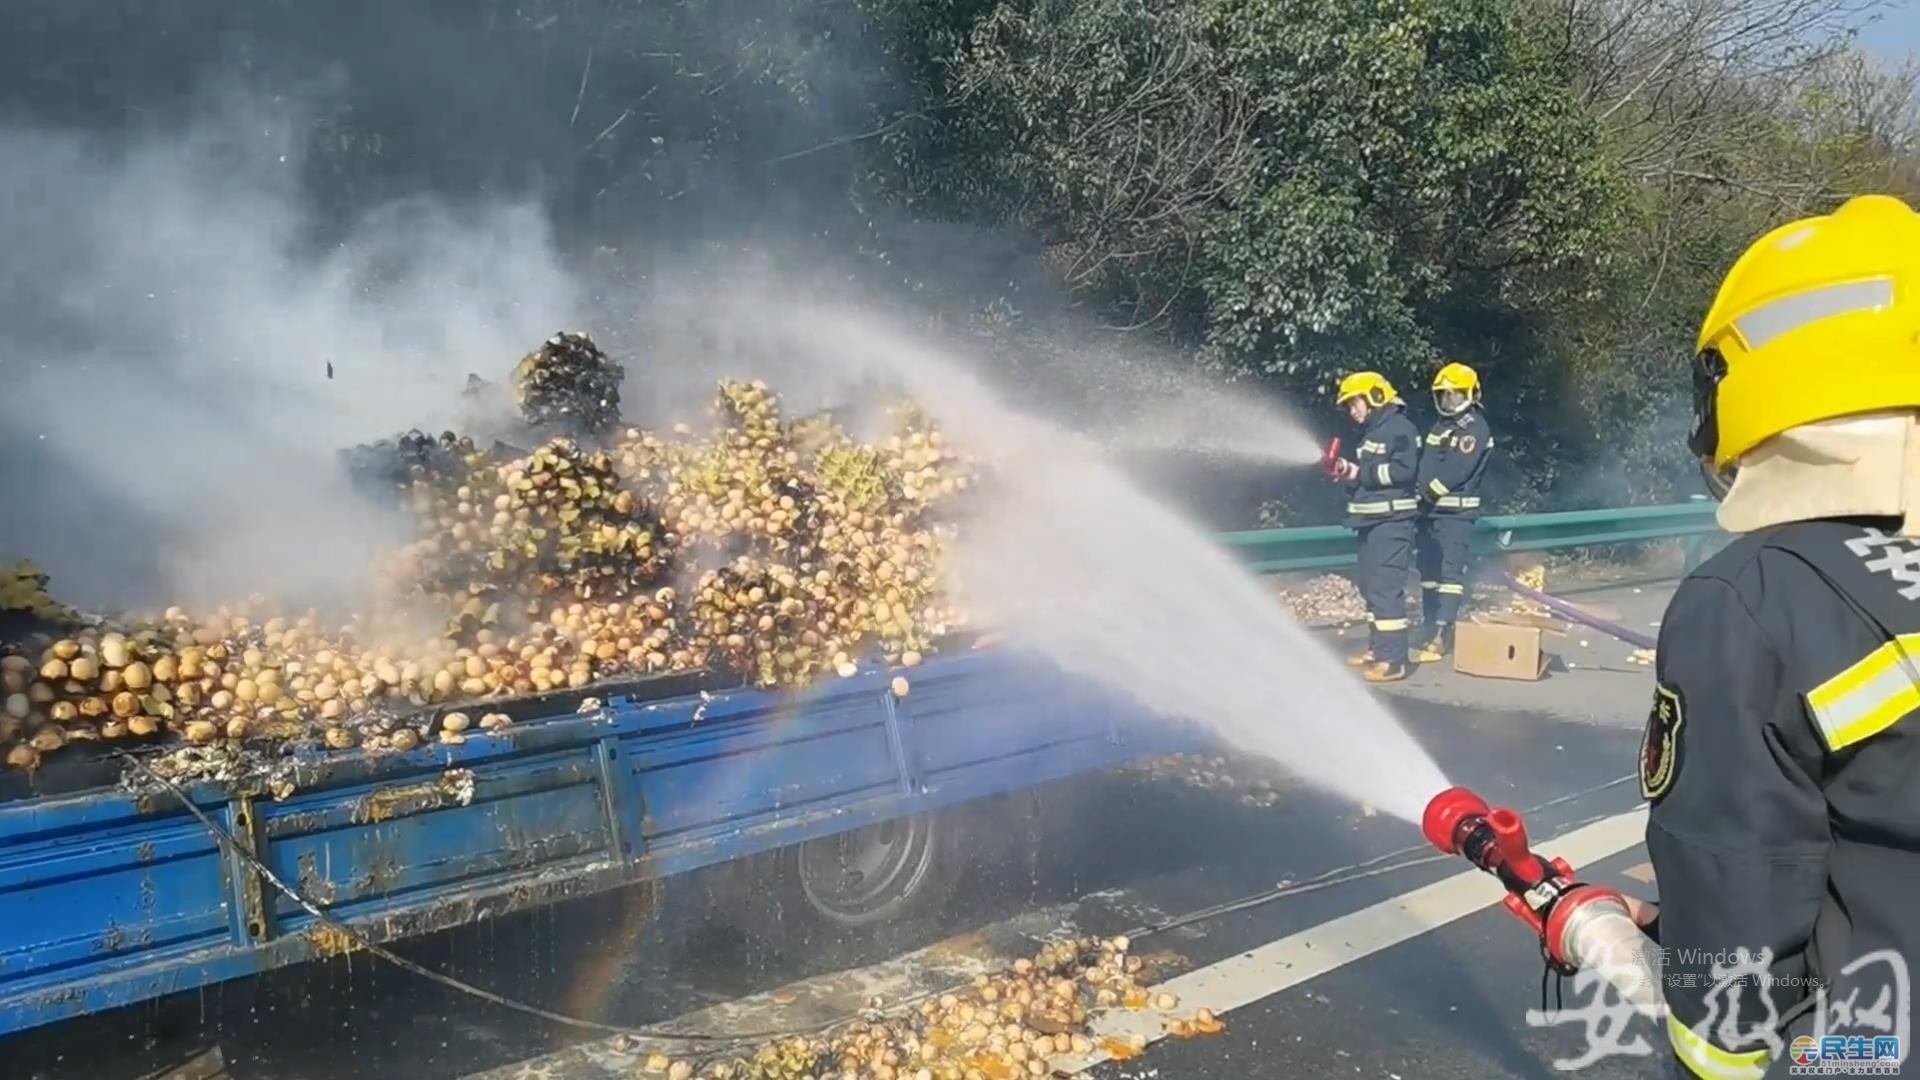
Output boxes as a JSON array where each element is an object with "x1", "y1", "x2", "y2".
[{"x1": 1732, "y1": 278, "x2": 1895, "y2": 350}]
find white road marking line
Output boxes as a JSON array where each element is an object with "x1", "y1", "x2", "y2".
[
  {"x1": 1622, "y1": 860, "x2": 1657, "y2": 883},
  {"x1": 467, "y1": 808, "x2": 1650, "y2": 1079},
  {"x1": 1049, "y1": 807, "x2": 1651, "y2": 1074}
]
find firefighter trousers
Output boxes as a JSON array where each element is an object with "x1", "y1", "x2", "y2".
[
  {"x1": 1417, "y1": 514, "x2": 1473, "y2": 639},
  {"x1": 1358, "y1": 519, "x2": 1415, "y2": 666}
]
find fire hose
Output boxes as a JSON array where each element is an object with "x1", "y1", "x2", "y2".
[
  {"x1": 1490, "y1": 571, "x2": 1658, "y2": 651},
  {"x1": 1423, "y1": 786, "x2": 1666, "y2": 1011}
]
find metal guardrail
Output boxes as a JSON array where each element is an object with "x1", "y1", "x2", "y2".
[{"x1": 1219, "y1": 499, "x2": 1724, "y2": 574}]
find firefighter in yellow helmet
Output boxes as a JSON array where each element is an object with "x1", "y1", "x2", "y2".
[
  {"x1": 1330, "y1": 371, "x2": 1420, "y2": 681},
  {"x1": 1628, "y1": 194, "x2": 1920, "y2": 1079},
  {"x1": 1411, "y1": 362, "x2": 1493, "y2": 662}
]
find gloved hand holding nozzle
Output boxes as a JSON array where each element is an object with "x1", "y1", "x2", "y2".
[
  {"x1": 1320, "y1": 437, "x2": 1357, "y2": 482},
  {"x1": 1423, "y1": 787, "x2": 1665, "y2": 1011}
]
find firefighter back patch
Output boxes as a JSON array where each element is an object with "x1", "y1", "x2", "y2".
[{"x1": 1641, "y1": 682, "x2": 1685, "y2": 801}]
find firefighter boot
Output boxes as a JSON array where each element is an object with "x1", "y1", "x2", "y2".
[
  {"x1": 1411, "y1": 623, "x2": 1454, "y2": 664},
  {"x1": 1362, "y1": 660, "x2": 1408, "y2": 683},
  {"x1": 1346, "y1": 650, "x2": 1377, "y2": 668}
]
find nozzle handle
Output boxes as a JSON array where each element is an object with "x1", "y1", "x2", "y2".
[{"x1": 1488, "y1": 807, "x2": 1529, "y2": 870}]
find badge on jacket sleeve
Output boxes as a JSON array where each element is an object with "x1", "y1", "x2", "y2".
[
  {"x1": 1456, "y1": 435, "x2": 1476, "y2": 454},
  {"x1": 1641, "y1": 682, "x2": 1685, "y2": 801}
]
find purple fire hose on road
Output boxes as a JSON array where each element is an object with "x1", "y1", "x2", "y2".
[{"x1": 1485, "y1": 572, "x2": 1658, "y2": 651}]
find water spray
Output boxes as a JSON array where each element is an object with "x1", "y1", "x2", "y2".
[{"x1": 1423, "y1": 787, "x2": 1666, "y2": 1009}]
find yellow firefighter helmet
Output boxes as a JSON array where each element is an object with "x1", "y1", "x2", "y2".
[
  {"x1": 1432, "y1": 362, "x2": 1480, "y2": 414},
  {"x1": 1335, "y1": 371, "x2": 1400, "y2": 408},
  {"x1": 1691, "y1": 194, "x2": 1920, "y2": 479}
]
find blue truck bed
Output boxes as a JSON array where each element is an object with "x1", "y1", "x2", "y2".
[{"x1": 0, "y1": 646, "x2": 1179, "y2": 1038}]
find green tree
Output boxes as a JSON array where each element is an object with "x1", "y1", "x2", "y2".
[
  {"x1": 894, "y1": 0, "x2": 1630, "y2": 395},
  {"x1": 1543, "y1": 7, "x2": 1920, "y2": 509}
]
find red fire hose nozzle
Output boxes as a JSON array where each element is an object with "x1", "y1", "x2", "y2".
[
  {"x1": 1422, "y1": 786, "x2": 1629, "y2": 974},
  {"x1": 1320, "y1": 437, "x2": 1344, "y2": 480}
]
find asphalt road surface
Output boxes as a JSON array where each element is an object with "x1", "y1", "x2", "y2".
[{"x1": 5, "y1": 579, "x2": 1677, "y2": 1080}]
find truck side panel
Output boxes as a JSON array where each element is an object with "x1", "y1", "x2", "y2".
[
  {"x1": 0, "y1": 651, "x2": 1182, "y2": 1037},
  {"x1": 259, "y1": 749, "x2": 617, "y2": 935},
  {"x1": 0, "y1": 803, "x2": 231, "y2": 999},
  {"x1": 907, "y1": 656, "x2": 1118, "y2": 791},
  {"x1": 628, "y1": 692, "x2": 902, "y2": 845}
]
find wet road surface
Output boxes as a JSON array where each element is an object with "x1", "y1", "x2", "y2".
[{"x1": 5, "y1": 592, "x2": 1671, "y2": 1080}]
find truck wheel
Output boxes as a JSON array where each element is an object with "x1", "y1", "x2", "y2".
[{"x1": 787, "y1": 812, "x2": 952, "y2": 930}]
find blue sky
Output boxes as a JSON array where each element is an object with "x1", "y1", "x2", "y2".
[{"x1": 1868, "y1": 0, "x2": 1920, "y2": 65}]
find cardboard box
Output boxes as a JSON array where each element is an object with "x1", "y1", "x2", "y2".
[
  {"x1": 1476, "y1": 609, "x2": 1569, "y2": 635},
  {"x1": 1454, "y1": 620, "x2": 1549, "y2": 681}
]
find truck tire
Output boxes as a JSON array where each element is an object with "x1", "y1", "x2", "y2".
[{"x1": 782, "y1": 811, "x2": 956, "y2": 933}]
